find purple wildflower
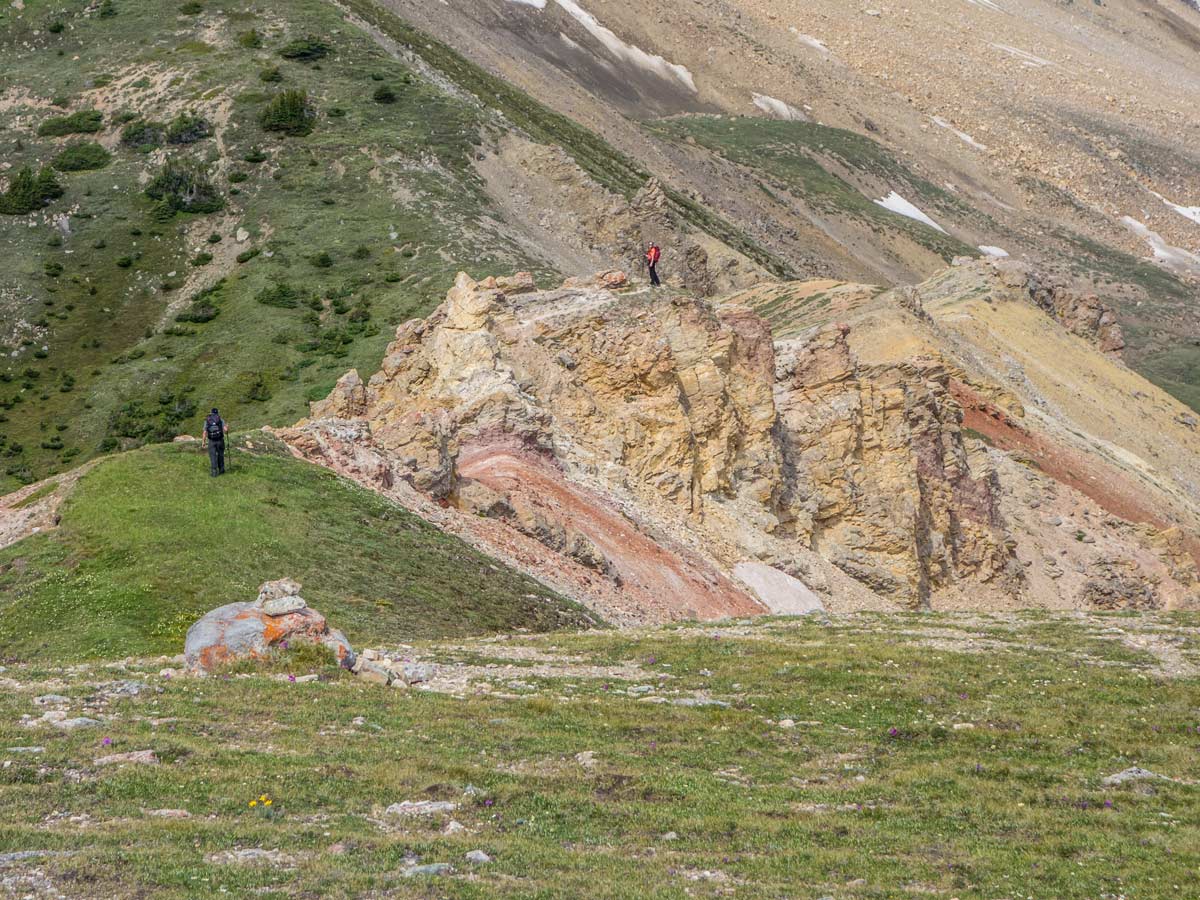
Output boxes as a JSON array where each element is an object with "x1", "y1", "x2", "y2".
[{"x1": 101, "y1": 737, "x2": 112, "y2": 747}]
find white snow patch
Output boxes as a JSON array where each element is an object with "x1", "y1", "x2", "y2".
[
  {"x1": 553, "y1": 0, "x2": 696, "y2": 92},
  {"x1": 752, "y1": 93, "x2": 806, "y2": 121},
  {"x1": 931, "y1": 116, "x2": 987, "y2": 151},
  {"x1": 1122, "y1": 216, "x2": 1200, "y2": 276},
  {"x1": 789, "y1": 28, "x2": 830, "y2": 54},
  {"x1": 508, "y1": 0, "x2": 547, "y2": 6},
  {"x1": 1150, "y1": 191, "x2": 1200, "y2": 226},
  {"x1": 874, "y1": 191, "x2": 947, "y2": 233},
  {"x1": 989, "y1": 43, "x2": 1053, "y2": 67},
  {"x1": 966, "y1": 0, "x2": 1004, "y2": 11},
  {"x1": 733, "y1": 563, "x2": 825, "y2": 617},
  {"x1": 978, "y1": 245, "x2": 1009, "y2": 258}
]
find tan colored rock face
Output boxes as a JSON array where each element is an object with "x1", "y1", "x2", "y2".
[
  {"x1": 773, "y1": 326, "x2": 1019, "y2": 606},
  {"x1": 282, "y1": 271, "x2": 1104, "y2": 620},
  {"x1": 280, "y1": 268, "x2": 1199, "y2": 621}
]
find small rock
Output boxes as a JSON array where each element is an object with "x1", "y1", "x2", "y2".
[
  {"x1": 94, "y1": 750, "x2": 158, "y2": 767},
  {"x1": 146, "y1": 809, "x2": 190, "y2": 819},
  {"x1": 1102, "y1": 766, "x2": 1171, "y2": 786},
  {"x1": 355, "y1": 661, "x2": 392, "y2": 686},
  {"x1": 952, "y1": 723, "x2": 975, "y2": 731},
  {"x1": 33, "y1": 694, "x2": 69, "y2": 706},
  {"x1": 464, "y1": 850, "x2": 491, "y2": 864},
  {"x1": 236, "y1": 228, "x2": 249, "y2": 243},
  {"x1": 352, "y1": 716, "x2": 367, "y2": 726},
  {"x1": 256, "y1": 578, "x2": 303, "y2": 605},
  {"x1": 261, "y1": 596, "x2": 307, "y2": 617},
  {"x1": 402, "y1": 662, "x2": 431, "y2": 684},
  {"x1": 403, "y1": 862, "x2": 453, "y2": 877},
  {"x1": 206, "y1": 848, "x2": 297, "y2": 867},
  {"x1": 442, "y1": 820, "x2": 467, "y2": 836},
  {"x1": 661, "y1": 831, "x2": 679, "y2": 842},
  {"x1": 6, "y1": 746, "x2": 44, "y2": 754},
  {"x1": 385, "y1": 800, "x2": 457, "y2": 818},
  {"x1": 361, "y1": 648, "x2": 380, "y2": 662},
  {"x1": 778, "y1": 719, "x2": 796, "y2": 729},
  {"x1": 574, "y1": 750, "x2": 597, "y2": 768},
  {"x1": 0, "y1": 850, "x2": 73, "y2": 863},
  {"x1": 672, "y1": 697, "x2": 730, "y2": 708},
  {"x1": 462, "y1": 784, "x2": 486, "y2": 798},
  {"x1": 56, "y1": 717, "x2": 101, "y2": 731}
]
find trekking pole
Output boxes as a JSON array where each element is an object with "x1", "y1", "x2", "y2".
[{"x1": 226, "y1": 424, "x2": 232, "y2": 474}]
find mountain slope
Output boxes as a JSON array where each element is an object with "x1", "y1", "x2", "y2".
[
  {"x1": 368, "y1": 0, "x2": 1200, "y2": 408},
  {"x1": 0, "y1": 0, "x2": 780, "y2": 492},
  {"x1": 0, "y1": 436, "x2": 595, "y2": 660}
]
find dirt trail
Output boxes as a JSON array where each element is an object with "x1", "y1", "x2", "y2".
[{"x1": 0, "y1": 461, "x2": 97, "y2": 552}]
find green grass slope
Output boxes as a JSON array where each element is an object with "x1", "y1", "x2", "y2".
[
  {"x1": 0, "y1": 440, "x2": 596, "y2": 661},
  {"x1": 0, "y1": 613, "x2": 1195, "y2": 896},
  {"x1": 0, "y1": 0, "x2": 792, "y2": 493}
]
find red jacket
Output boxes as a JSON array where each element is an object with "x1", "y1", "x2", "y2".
[{"x1": 646, "y1": 245, "x2": 661, "y2": 265}]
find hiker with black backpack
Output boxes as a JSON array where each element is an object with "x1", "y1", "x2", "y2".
[{"x1": 201, "y1": 408, "x2": 229, "y2": 477}]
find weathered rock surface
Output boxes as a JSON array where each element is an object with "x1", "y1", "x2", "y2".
[
  {"x1": 1002, "y1": 262, "x2": 1126, "y2": 355},
  {"x1": 279, "y1": 270, "x2": 1199, "y2": 619},
  {"x1": 184, "y1": 580, "x2": 354, "y2": 672}
]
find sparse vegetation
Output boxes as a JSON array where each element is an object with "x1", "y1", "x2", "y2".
[
  {"x1": 0, "y1": 166, "x2": 64, "y2": 215},
  {"x1": 144, "y1": 160, "x2": 224, "y2": 214},
  {"x1": 277, "y1": 36, "x2": 332, "y2": 62},
  {"x1": 36, "y1": 108, "x2": 103, "y2": 136},
  {"x1": 51, "y1": 141, "x2": 112, "y2": 171},
  {"x1": 260, "y1": 89, "x2": 315, "y2": 136},
  {"x1": 119, "y1": 118, "x2": 166, "y2": 151},
  {"x1": 237, "y1": 28, "x2": 262, "y2": 49},
  {"x1": 164, "y1": 111, "x2": 212, "y2": 145}
]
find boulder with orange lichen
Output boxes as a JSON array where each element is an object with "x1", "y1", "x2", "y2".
[{"x1": 184, "y1": 578, "x2": 355, "y2": 673}]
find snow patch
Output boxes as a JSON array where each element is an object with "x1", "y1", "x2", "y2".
[
  {"x1": 989, "y1": 43, "x2": 1053, "y2": 67},
  {"x1": 931, "y1": 116, "x2": 987, "y2": 151},
  {"x1": 1121, "y1": 216, "x2": 1200, "y2": 276},
  {"x1": 789, "y1": 28, "x2": 830, "y2": 54},
  {"x1": 507, "y1": 0, "x2": 547, "y2": 7},
  {"x1": 553, "y1": 0, "x2": 696, "y2": 92},
  {"x1": 733, "y1": 563, "x2": 825, "y2": 617},
  {"x1": 966, "y1": 0, "x2": 1004, "y2": 11},
  {"x1": 1151, "y1": 191, "x2": 1200, "y2": 226},
  {"x1": 978, "y1": 245, "x2": 1009, "y2": 258},
  {"x1": 874, "y1": 191, "x2": 947, "y2": 233},
  {"x1": 752, "y1": 93, "x2": 806, "y2": 121}
]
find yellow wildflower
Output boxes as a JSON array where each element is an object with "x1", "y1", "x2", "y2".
[
  {"x1": 264, "y1": 800, "x2": 273, "y2": 807},
  {"x1": 249, "y1": 801, "x2": 257, "y2": 808}
]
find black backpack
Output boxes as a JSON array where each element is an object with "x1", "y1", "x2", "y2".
[{"x1": 205, "y1": 416, "x2": 224, "y2": 441}]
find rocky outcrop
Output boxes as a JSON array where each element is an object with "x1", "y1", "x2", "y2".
[
  {"x1": 280, "y1": 273, "x2": 1041, "y2": 619},
  {"x1": 774, "y1": 325, "x2": 1021, "y2": 606},
  {"x1": 999, "y1": 262, "x2": 1126, "y2": 354},
  {"x1": 184, "y1": 579, "x2": 355, "y2": 672}
]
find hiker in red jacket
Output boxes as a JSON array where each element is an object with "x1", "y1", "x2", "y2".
[{"x1": 646, "y1": 243, "x2": 662, "y2": 286}]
